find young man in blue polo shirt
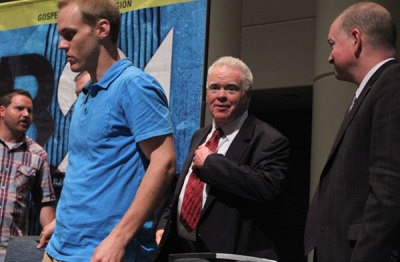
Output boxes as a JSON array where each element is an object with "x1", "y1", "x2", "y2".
[{"x1": 38, "y1": 0, "x2": 176, "y2": 261}]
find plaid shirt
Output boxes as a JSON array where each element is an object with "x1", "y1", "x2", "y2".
[{"x1": 0, "y1": 136, "x2": 55, "y2": 254}]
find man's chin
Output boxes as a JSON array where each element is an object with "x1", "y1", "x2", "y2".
[
  {"x1": 69, "y1": 63, "x2": 82, "y2": 73},
  {"x1": 212, "y1": 116, "x2": 231, "y2": 127},
  {"x1": 17, "y1": 126, "x2": 30, "y2": 132},
  {"x1": 334, "y1": 72, "x2": 351, "y2": 82},
  {"x1": 334, "y1": 71, "x2": 344, "y2": 81}
]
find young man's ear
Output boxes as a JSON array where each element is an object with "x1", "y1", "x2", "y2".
[{"x1": 96, "y1": 19, "x2": 111, "y2": 40}]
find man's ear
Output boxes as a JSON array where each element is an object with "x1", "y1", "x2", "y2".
[
  {"x1": 351, "y1": 28, "x2": 362, "y2": 58},
  {"x1": 0, "y1": 105, "x2": 6, "y2": 118},
  {"x1": 96, "y1": 19, "x2": 111, "y2": 40},
  {"x1": 245, "y1": 88, "x2": 252, "y2": 98}
]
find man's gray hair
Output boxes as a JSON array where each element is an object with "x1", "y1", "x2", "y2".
[{"x1": 207, "y1": 56, "x2": 253, "y2": 90}]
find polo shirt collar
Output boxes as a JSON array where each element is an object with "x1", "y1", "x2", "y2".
[{"x1": 84, "y1": 58, "x2": 132, "y2": 96}]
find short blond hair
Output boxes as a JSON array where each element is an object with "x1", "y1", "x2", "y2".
[{"x1": 58, "y1": 0, "x2": 121, "y2": 43}]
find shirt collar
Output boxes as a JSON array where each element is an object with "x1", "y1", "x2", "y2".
[
  {"x1": 0, "y1": 135, "x2": 28, "y2": 150},
  {"x1": 81, "y1": 80, "x2": 92, "y2": 95},
  {"x1": 356, "y1": 58, "x2": 395, "y2": 98},
  {"x1": 212, "y1": 111, "x2": 248, "y2": 141},
  {"x1": 84, "y1": 58, "x2": 132, "y2": 96}
]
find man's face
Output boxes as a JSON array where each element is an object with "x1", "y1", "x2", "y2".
[
  {"x1": 0, "y1": 94, "x2": 33, "y2": 136},
  {"x1": 206, "y1": 66, "x2": 250, "y2": 127},
  {"x1": 57, "y1": 4, "x2": 99, "y2": 73},
  {"x1": 327, "y1": 18, "x2": 355, "y2": 82}
]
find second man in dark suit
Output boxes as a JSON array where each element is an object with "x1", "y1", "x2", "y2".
[
  {"x1": 305, "y1": 2, "x2": 400, "y2": 262},
  {"x1": 154, "y1": 56, "x2": 289, "y2": 261}
]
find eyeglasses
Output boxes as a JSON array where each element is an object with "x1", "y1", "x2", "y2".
[{"x1": 207, "y1": 84, "x2": 242, "y2": 95}]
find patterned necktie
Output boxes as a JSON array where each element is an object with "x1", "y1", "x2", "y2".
[{"x1": 180, "y1": 128, "x2": 223, "y2": 232}]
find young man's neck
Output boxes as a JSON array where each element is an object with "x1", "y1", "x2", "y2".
[{"x1": 89, "y1": 45, "x2": 120, "y2": 83}]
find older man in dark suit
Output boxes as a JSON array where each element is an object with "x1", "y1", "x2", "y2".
[
  {"x1": 154, "y1": 56, "x2": 290, "y2": 261},
  {"x1": 305, "y1": 2, "x2": 400, "y2": 262}
]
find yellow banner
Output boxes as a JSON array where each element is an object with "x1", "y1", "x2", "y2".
[{"x1": 0, "y1": 0, "x2": 194, "y2": 31}]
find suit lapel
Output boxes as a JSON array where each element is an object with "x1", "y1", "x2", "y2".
[
  {"x1": 201, "y1": 115, "x2": 255, "y2": 215},
  {"x1": 224, "y1": 115, "x2": 255, "y2": 161},
  {"x1": 326, "y1": 84, "x2": 371, "y2": 162},
  {"x1": 322, "y1": 60, "x2": 398, "y2": 177}
]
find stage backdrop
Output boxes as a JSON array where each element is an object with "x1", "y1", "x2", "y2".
[
  {"x1": 0, "y1": 0, "x2": 207, "y2": 173},
  {"x1": 0, "y1": 0, "x2": 207, "y2": 232}
]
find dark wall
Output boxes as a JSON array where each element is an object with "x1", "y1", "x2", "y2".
[{"x1": 250, "y1": 90, "x2": 311, "y2": 262}]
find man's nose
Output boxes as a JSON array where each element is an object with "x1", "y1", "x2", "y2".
[
  {"x1": 328, "y1": 53, "x2": 334, "y2": 64},
  {"x1": 216, "y1": 88, "x2": 228, "y2": 97},
  {"x1": 22, "y1": 109, "x2": 31, "y2": 117},
  {"x1": 58, "y1": 37, "x2": 69, "y2": 50}
]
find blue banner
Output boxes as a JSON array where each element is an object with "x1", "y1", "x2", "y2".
[{"x1": 0, "y1": 0, "x2": 207, "y2": 177}]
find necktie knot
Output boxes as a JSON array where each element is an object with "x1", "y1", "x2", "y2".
[{"x1": 205, "y1": 128, "x2": 224, "y2": 152}]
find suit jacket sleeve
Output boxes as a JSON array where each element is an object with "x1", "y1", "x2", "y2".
[
  {"x1": 351, "y1": 64, "x2": 400, "y2": 261},
  {"x1": 197, "y1": 119, "x2": 290, "y2": 204}
]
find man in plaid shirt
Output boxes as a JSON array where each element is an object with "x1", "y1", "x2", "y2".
[{"x1": 0, "y1": 89, "x2": 55, "y2": 261}]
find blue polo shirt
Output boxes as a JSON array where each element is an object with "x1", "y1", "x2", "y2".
[{"x1": 46, "y1": 58, "x2": 173, "y2": 261}]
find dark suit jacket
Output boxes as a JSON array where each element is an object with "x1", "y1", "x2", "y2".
[
  {"x1": 153, "y1": 115, "x2": 289, "y2": 261},
  {"x1": 314, "y1": 60, "x2": 400, "y2": 262}
]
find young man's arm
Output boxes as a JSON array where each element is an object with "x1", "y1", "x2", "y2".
[{"x1": 91, "y1": 134, "x2": 176, "y2": 262}]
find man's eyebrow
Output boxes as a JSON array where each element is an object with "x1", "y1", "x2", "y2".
[{"x1": 59, "y1": 27, "x2": 74, "y2": 34}]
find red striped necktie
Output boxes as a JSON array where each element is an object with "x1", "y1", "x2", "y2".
[{"x1": 180, "y1": 128, "x2": 223, "y2": 232}]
